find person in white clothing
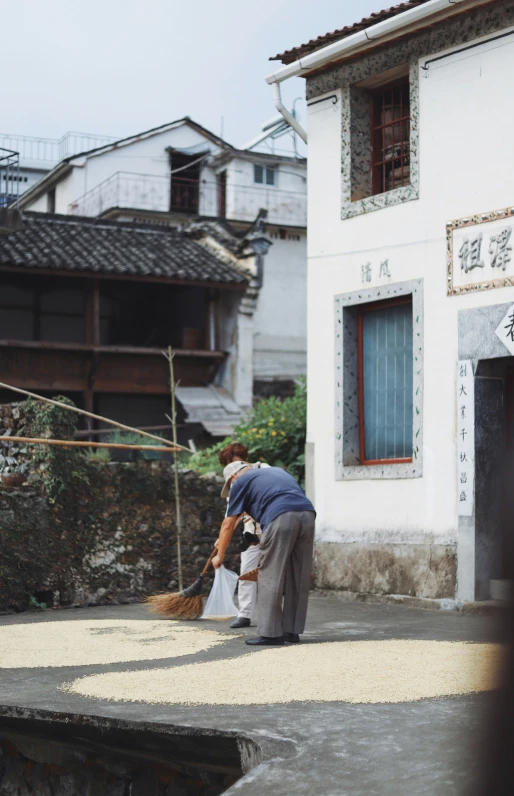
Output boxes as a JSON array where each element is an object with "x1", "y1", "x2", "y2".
[{"x1": 218, "y1": 443, "x2": 269, "y2": 629}]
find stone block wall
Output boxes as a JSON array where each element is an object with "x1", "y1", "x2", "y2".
[
  {"x1": 0, "y1": 462, "x2": 235, "y2": 611},
  {"x1": 0, "y1": 400, "x2": 238, "y2": 611},
  {"x1": 0, "y1": 402, "x2": 32, "y2": 476}
]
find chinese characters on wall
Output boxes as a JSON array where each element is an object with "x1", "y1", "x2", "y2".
[
  {"x1": 448, "y1": 208, "x2": 514, "y2": 295},
  {"x1": 361, "y1": 259, "x2": 392, "y2": 283},
  {"x1": 459, "y1": 227, "x2": 512, "y2": 274},
  {"x1": 457, "y1": 360, "x2": 474, "y2": 517}
]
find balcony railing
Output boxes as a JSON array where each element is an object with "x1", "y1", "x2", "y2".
[
  {"x1": 0, "y1": 131, "x2": 117, "y2": 165},
  {"x1": 70, "y1": 171, "x2": 307, "y2": 227},
  {"x1": 0, "y1": 148, "x2": 19, "y2": 207},
  {"x1": 69, "y1": 172, "x2": 171, "y2": 216}
]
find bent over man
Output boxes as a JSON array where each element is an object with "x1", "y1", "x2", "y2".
[{"x1": 213, "y1": 464, "x2": 316, "y2": 646}]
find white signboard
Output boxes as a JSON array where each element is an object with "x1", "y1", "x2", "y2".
[
  {"x1": 447, "y1": 207, "x2": 514, "y2": 295},
  {"x1": 457, "y1": 360, "x2": 475, "y2": 517},
  {"x1": 495, "y1": 303, "x2": 514, "y2": 356}
]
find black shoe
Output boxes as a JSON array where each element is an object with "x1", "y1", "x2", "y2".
[
  {"x1": 283, "y1": 633, "x2": 300, "y2": 643},
  {"x1": 231, "y1": 617, "x2": 251, "y2": 629},
  {"x1": 245, "y1": 636, "x2": 284, "y2": 646}
]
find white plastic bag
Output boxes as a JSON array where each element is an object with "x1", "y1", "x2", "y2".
[{"x1": 202, "y1": 566, "x2": 239, "y2": 619}]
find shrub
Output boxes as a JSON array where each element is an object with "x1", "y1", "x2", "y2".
[
  {"x1": 86, "y1": 447, "x2": 112, "y2": 463},
  {"x1": 108, "y1": 430, "x2": 171, "y2": 461},
  {"x1": 188, "y1": 378, "x2": 306, "y2": 483}
]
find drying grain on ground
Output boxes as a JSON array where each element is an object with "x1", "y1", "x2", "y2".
[
  {"x1": 0, "y1": 619, "x2": 227, "y2": 668},
  {"x1": 64, "y1": 639, "x2": 504, "y2": 704}
]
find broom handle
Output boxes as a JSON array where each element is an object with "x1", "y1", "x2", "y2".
[{"x1": 201, "y1": 548, "x2": 218, "y2": 577}]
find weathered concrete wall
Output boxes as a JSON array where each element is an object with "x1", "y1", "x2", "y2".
[
  {"x1": 0, "y1": 716, "x2": 246, "y2": 796},
  {"x1": 316, "y1": 542, "x2": 456, "y2": 599}
]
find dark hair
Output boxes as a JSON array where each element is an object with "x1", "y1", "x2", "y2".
[{"x1": 218, "y1": 443, "x2": 249, "y2": 467}]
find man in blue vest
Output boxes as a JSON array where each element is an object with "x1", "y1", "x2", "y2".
[{"x1": 213, "y1": 463, "x2": 316, "y2": 646}]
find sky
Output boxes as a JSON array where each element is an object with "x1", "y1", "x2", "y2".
[{"x1": 3, "y1": 0, "x2": 390, "y2": 149}]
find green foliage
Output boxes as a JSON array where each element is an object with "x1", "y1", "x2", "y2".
[
  {"x1": 108, "y1": 430, "x2": 170, "y2": 460},
  {"x1": 188, "y1": 378, "x2": 307, "y2": 482},
  {"x1": 86, "y1": 447, "x2": 112, "y2": 463},
  {"x1": 29, "y1": 595, "x2": 47, "y2": 611},
  {"x1": 22, "y1": 396, "x2": 89, "y2": 503}
]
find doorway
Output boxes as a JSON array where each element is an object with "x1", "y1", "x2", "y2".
[
  {"x1": 217, "y1": 171, "x2": 227, "y2": 218},
  {"x1": 474, "y1": 358, "x2": 514, "y2": 599}
]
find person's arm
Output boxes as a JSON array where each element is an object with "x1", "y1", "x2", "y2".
[{"x1": 212, "y1": 514, "x2": 241, "y2": 569}]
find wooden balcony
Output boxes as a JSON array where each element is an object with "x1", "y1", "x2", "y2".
[{"x1": 0, "y1": 340, "x2": 225, "y2": 395}]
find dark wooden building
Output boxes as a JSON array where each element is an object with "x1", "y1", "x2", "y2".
[{"x1": 0, "y1": 212, "x2": 251, "y2": 439}]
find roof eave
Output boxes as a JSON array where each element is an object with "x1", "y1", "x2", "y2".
[
  {"x1": 266, "y1": 0, "x2": 470, "y2": 83},
  {"x1": 18, "y1": 161, "x2": 74, "y2": 209}
]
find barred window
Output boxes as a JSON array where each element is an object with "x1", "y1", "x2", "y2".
[{"x1": 371, "y1": 79, "x2": 410, "y2": 196}]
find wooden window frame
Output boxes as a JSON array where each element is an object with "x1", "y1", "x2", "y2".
[
  {"x1": 357, "y1": 296, "x2": 413, "y2": 466},
  {"x1": 0, "y1": 278, "x2": 87, "y2": 343},
  {"x1": 371, "y1": 78, "x2": 411, "y2": 197}
]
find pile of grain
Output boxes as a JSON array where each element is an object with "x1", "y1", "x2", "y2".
[
  {"x1": 0, "y1": 620, "x2": 226, "y2": 668},
  {"x1": 64, "y1": 639, "x2": 503, "y2": 705}
]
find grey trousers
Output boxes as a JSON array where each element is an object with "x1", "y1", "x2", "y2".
[{"x1": 257, "y1": 510, "x2": 315, "y2": 638}]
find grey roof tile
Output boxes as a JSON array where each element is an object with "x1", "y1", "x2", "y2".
[
  {"x1": 271, "y1": 1, "x2": 430, "y2": 64},
  {"x1": 0, "y1": 213, "x2": 248, "y2": 285}
]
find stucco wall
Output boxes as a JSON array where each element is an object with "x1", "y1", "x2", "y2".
[
  {"x1": 253, "y1": 230, "x2": 307, "y2": 381},
  {"x1": 306, "y1": 6, "x2": 514, "y2": 597}
]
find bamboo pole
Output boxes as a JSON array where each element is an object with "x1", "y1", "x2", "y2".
[
  {"x1": 0, "y1": 380, "x2": 191, "y2": 452},
  {"x1": 0, "y1": 436, "x2": 180, "y2": 452},
  {"x1": 168, "y1": 346, "x2": 184, "y2": 592}
]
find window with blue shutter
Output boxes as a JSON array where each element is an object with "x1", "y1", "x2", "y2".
[{"x1": 358, "y1": 299, "x2": 413, "y2": 463}]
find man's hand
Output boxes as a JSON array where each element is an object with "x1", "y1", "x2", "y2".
[{"x1": 212, "y1": 554, "x2": 223, "y2": 569}]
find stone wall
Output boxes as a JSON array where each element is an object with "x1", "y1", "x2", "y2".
[
  {"x1": 0, "y1": 402, "x2": 32, "y2": 476},
  {"x1": 0, "y1": 401, "x2": 236, "y2": 611},
  {"x1": 0, "y1": 462, "x2": 234, "y2": 612}
]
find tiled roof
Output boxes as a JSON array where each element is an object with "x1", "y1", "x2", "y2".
[
  {"x1": 271, "y1": 1, "x2": 431, "y2": 64},
  {"x1": 0, "y1": 213, "x2": 248, "y2": 285}
]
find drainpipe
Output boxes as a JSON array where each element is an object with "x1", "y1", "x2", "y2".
[
  {"x1": 272, "y1": 83, "x2": 308, "y2": 145},
  {"x1": 266, "y1": 0, "x2": 465, "y2": 139}
]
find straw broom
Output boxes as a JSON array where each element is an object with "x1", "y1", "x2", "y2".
[{"x1": 146, "y1": 548, "x2": 217, "y2": 620}]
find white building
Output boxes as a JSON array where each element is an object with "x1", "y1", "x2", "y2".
[
  {"x1": 268, "y1": 0, "x2": 514, "y2": 603},
  {"x1": 18, "y1": 118, "x2": 307, "y2": 401},
  {"x1": 0, "y1": 131, "x2": 117, "y2": 200}
]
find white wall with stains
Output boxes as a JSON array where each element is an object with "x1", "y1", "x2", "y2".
[{"x1": 306, "y1": 18, "x2": 514, "y2": 598}]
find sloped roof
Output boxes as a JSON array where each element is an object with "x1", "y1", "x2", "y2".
[
  {"x1": 0, "y1": 213, "x2": 248, "y2": 285},
  {"x1": 61, "y1": 117, "x2": 235, "y2": 164},
  {"x1": 271, "y1": 1, "x2": 431, "y2": 64},
  {"x1": 18, "y1": 117, "x2": 235, "y2": 209}
]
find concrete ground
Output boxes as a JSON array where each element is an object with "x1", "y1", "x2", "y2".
[{"x1": 0, "y1": 594, "x2": 503, "y2": 795}]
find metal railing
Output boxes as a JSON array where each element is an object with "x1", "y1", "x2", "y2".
[
  {"x1": 0, "y1": 148, "x2": 20, "y2": 207},
  {"x1": 69, "y1": 172, "x2": 171, "y2": 216},
  {"x1": 0, "y1": 131, "x2": 117, "y2": 164},
  {"x1": 69, "y1": 171, "x2": 307, "y2": 226}
]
